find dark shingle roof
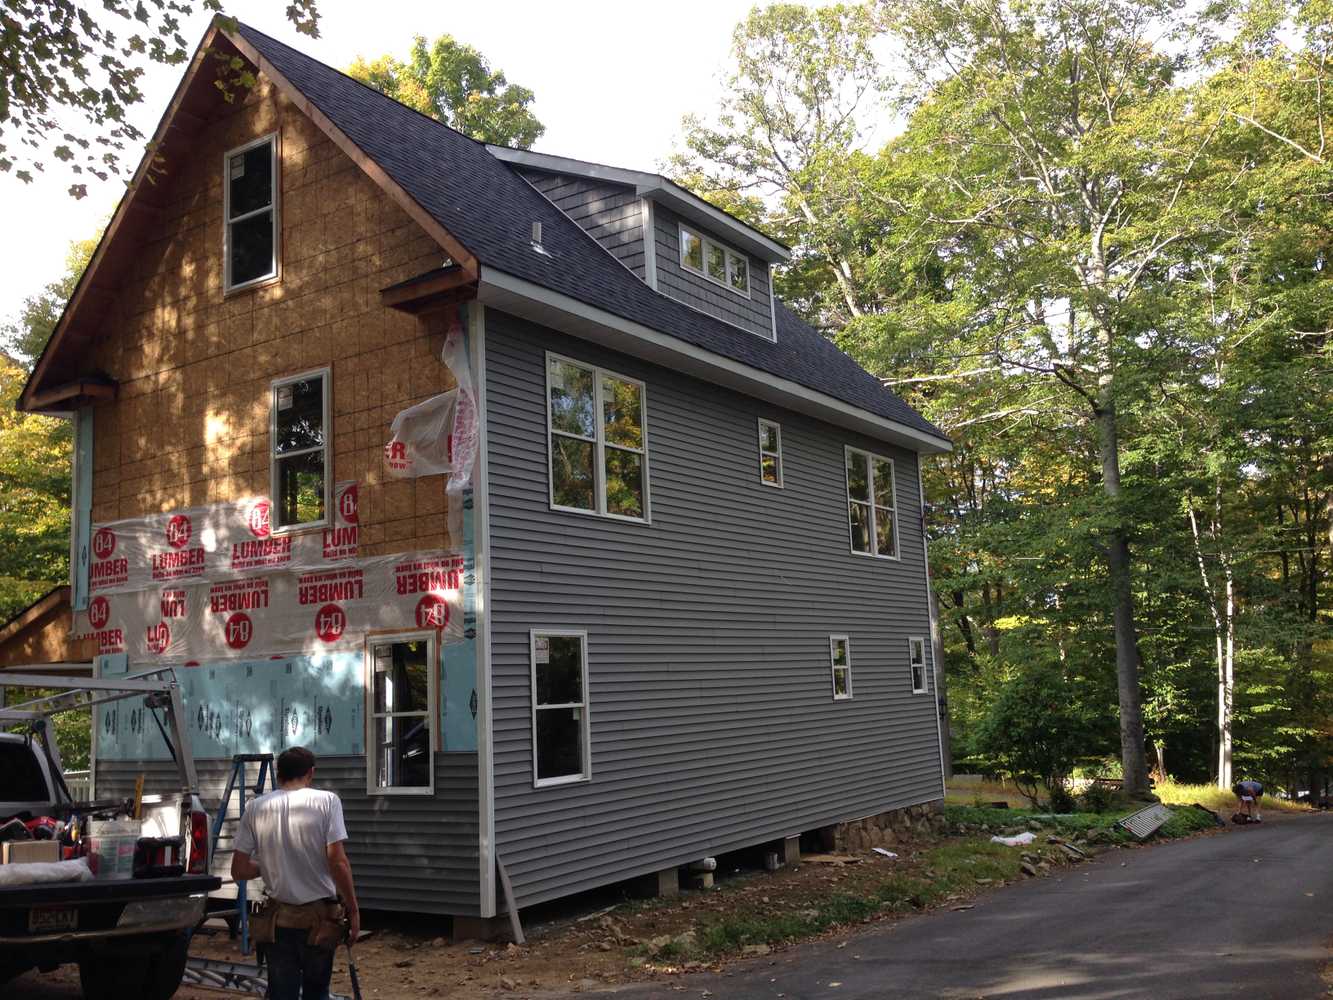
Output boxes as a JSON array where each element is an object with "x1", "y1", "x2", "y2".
[{"x1": 235, "y1": 23, "x2": 947, "y2": 447}]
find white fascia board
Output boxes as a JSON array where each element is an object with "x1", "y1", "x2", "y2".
[
  {"x1": 485, "y1": 145, "x2": 790, "y2": 264},
  {"x1": 476, "y1": 267, "x2": 952, "y2": 455}
]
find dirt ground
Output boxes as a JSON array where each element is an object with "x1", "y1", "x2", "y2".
[{"x1": 10, "y1": 826, "x2": 1093, "y2": 999}]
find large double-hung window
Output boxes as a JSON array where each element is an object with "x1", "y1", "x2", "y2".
[
  {"x1": 845, "y1": 447, "x2": 898, "y2": 559},
  {"x1": 546, "y1": 354, "x2": 648, "y2": 521}
]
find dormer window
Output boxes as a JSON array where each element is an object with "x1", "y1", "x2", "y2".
[
  {"x1": 679, "y1": 225, "x2": 749, "y2": 297},
  {"x1": 224, "y1": 133, "x2": 280, "y2": 292}
]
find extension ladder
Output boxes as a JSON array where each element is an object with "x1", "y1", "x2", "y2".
[{"x1": 208, "y1": 753, "x2": 275, "y2": 955}]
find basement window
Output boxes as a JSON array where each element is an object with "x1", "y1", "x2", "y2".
[
  {"x1": 846, "y1": 447, "x2": 898, "y2": 559},
  {"x1": 531, "y1": 630, "x2": 591, "y2": 787},
  {"x1": 367, "y1": 633, "x2": 436, "y2": 794},
  {"x1": 830, "y1": 635, "x2": 853, "y2": 700},
  {"x1": 271, "y1": 369, "x2": 329, "y2": 531},
  {"x1": 546, "y1": 354, "x2": 649, "y2": 522},
  {"x1": 224, "y1": 133, "x2": 279, "y2": 291},
  {"x1": 679, "y1": 224, "x2": 749, "y2": 297},
  {"x1": 909, "y1": 637, "x2": 928, "y2": 694},
  {"x1": 758, "y1": 418, "x2": 783, "y2": 487}
]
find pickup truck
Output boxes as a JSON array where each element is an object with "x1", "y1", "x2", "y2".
[{"x1": 0, "y1": 672, "x2": 221, "y2": 1000}]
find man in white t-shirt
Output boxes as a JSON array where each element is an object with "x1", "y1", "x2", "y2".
[{"x1": 232, "y1": 746, "x2": 360, "y2": 1000}]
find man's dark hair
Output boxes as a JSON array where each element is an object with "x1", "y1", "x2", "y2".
[{"x1": 277, "y1": 746, "x2": 316, "y2": 783}]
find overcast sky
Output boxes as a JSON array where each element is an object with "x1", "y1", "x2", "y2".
[{"x1": 0, "y1": 0, "x2": 779, "y2": 326}]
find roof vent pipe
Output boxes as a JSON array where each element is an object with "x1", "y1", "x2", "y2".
[{"x1": 531, "y1": 221, "x2": 542, "y2": 245}]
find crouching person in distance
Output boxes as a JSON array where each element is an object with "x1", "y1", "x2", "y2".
[
  {"x1": 1233, "y1": 779, "x2": 1265, "y2": 823},
  {"x1": 231, "y1": 746, "x2": 360, "y2": 1000}
]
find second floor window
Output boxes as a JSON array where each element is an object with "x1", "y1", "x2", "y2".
[
  {"x1": 547, "y1": 354, "x2": 648, "y2": 522},
  {"x1": 679, "y1": 225, "x2": 749, "y2": 296},
  {"x1": 271, "y1": 370, "x2": 329, "y2": 530},
  {"x1": 846, "y1": 447, "x2": 898, "y2": 559},
  {"x1": 758, "y1": 418, "x2": 782, "y2": 487},
  {"x1": 224, "y1": 134, "x2": 279, "y2": 291}
]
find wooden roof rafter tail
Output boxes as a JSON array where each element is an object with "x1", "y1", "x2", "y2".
[
  {"x1": 20, "y1": 17, "x2": 481, "y2": 414},
  {"x1": 380, "y1": 265, "x2": 478, "y2": 314},
  {"x1": 18, "y1": 23, "x2": 228, "y2": 414},
  {"x1": 221, "y1": 25, "x2": 480, "y2": 284}
]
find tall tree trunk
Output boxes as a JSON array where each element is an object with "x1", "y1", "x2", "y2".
[
  {"x1": 1219, "y1": 566, "x2": 1235, "y2": 787},
  {"x1": 1096, "y1": 395, "x2": 1150, "y2": 797}
]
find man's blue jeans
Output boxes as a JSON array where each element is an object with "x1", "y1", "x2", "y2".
[{"x1": 265, "y1": 926, "x2": 335, "y2": 1000}]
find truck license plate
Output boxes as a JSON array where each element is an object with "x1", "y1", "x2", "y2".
[{"x1": 29, "y1": 907, "x2": 78, "y2": 933}]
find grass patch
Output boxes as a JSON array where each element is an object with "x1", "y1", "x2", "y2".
[
  {"x1": 1154, "y1": 780, "x2": 1311, "y2": 815},
  {"x1": 694, "y1": 838, "x2": 1032, "y2": 956}
]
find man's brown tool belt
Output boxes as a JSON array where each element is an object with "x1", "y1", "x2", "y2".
[{"x1": 253, "y1": 898, "x2": 344, "y2": 948}]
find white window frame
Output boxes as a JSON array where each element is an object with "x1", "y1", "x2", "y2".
[
  {"x1": 364, "y1": 630, "x2": 438, "y2": 797},
  {"x1": 678, "y1": 224, "x2": 751, "y2": 299},
  {"x1": 530, "y1": 629, "x2": 592, "y2": 788},
  {"x1": 545, "y1": 352, "x2": 651, "y2": 524},
  {"x1": 758, "y1": 418, "x2": 783, "y2": 488},
  {"x1": 844, "y1": 446, "x2": 900, "y2": 560},
  {"x1": 908, "y1": 636, "x2": 929, "y2": 694},
  {"x1": 223, "y1": 132, "x2": 280, "y2": 293},
  {"x1": 270, "y1": 367, "x2": 332, "y2": 534},
  {"x1": 829, "y1": 634, "x2": 853, "y2": 701}
]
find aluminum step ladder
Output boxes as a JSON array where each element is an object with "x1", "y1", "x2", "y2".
[{"x1": 208, "y1": 753, "x2": 275, "y2": 955}]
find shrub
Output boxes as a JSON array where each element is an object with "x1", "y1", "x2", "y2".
[
  {"x1": 1047, "y1": 784, "x2": 1078, "y2": 813},
  {"x1": 1079, "y1": 781, "x2": 1117, "y2": 813},
  {"x1": 973, "y1": 664, "x2": 1094, "y2": 807}
]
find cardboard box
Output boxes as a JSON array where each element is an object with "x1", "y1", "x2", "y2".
[{"x1": 2, "y1": 841, "x2": 61, "y2": 865}]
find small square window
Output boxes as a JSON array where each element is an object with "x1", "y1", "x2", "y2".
[
  {"x1": 758, "y1": 419, "x2": 782, "y2": 487},
  {"x1": 830, "y1": 635, "x2": 853, "y2": 700}
]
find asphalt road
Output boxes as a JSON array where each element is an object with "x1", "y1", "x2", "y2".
[{"x1": 620, "y1": 814, "x2": 1333, "y2": 1000}]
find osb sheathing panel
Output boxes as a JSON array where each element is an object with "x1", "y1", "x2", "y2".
[
  {"x1": 0, "y1": 602, "x2": 97, "y2": 669},
  {"x1": 88, "y1": 78, "x2": 458, "y2": 557}
]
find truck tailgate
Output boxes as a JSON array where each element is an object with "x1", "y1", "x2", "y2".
[{"x1": 0, "y1": 874, "x2": 220, "y2": 945}]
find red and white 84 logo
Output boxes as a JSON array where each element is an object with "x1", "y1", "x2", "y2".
[
  {"x1": 247, "y1": 499, "x2": 272, "y2": 538},
  {"x1": 338, "y1": 483, "x2": 359, "y2": 524},
  {"x1": 88, "y1": 596, "x2": 110, "y2": 630},
  {"x1": 415, "y1": 594, "x2": 449, "y2": 630},
  {"x1": 93, "y1": 528, "x2": 116, "y2": 559},
  {"x1": 225, "y1": 612, "x2": 253, "y2": 650},
  {"x1": 146, "y1": 623, "x2": 170, "y2": 654},
  {"x1": 166, "y1": 514, "x2": 192, "y2": 549},
  {"x1": 315, "y1": 604, "x2": 346, "y2": 643}
]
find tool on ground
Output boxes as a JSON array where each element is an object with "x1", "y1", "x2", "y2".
[{"x1": 345, "y1": 939, "x2": 363, "y2": 1000}]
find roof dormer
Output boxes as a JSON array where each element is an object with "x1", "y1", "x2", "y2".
[{"x1": 487, "y1": 146, "x2": 789, "y2": 342}]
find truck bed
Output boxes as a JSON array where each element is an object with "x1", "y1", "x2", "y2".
[{"x1": 0, "y1": 874, "x2": 221, "y2": 946}]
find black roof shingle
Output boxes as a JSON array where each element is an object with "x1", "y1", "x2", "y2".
[{"x1": 235, "y1": 23, "x2": 948, "y2": 447}]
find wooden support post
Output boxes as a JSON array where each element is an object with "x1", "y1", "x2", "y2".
[
  {"x1": 780, "y1": 835, "x2": 801, "y2": 867},
  {"x1": 655, "y1": 866, "x2": 680, "y2": 898}
]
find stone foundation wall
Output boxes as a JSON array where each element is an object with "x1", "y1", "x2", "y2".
[{"x1": 827, "y1": 800, "x2": 946, "y2": 852}]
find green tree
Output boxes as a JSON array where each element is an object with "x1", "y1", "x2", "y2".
[
  {"x1": 1, "y1": 3, "x2": 320, "y2": 197},
  {"x1": 672, "y1": 3, "x2": 887, "y2": 324},
  {"x1": 974, "y1": 661, "x2": 1095, "y2": 806},
  {"x1": 0, "y1": 353, "x2": 71, "y2": 621},
  {"x1": 348, "y1": 35, "x2": 544, "y2": 147},
  {"x1": 2, "y1": 235, "x2": 98, "y2": 364}
]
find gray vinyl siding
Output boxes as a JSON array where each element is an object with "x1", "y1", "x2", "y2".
[
  {"x1": 95, "y1": 754, "x2": 481, "y2": 915},
  {"x1": 653, "y1": 204, "x2": 773, "y2": 340},
  {"x1": 484, "y1": 309, "x2": 942, "y2": 909},
  {"x1": 520, "y1": 170, "x2": 646, "y2": 278}
]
